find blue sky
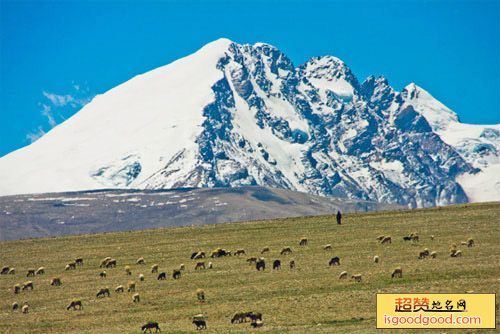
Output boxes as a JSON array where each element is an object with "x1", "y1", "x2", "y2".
[{"x1": 1, "y1": 0, "x2": 498, "y2": 157}]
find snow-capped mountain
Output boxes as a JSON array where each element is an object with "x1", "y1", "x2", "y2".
[{"x1": 0, "y1": 38, "x2": 498, "y2": 207}]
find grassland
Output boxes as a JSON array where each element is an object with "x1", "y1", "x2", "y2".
[{"x1": 1, "y1": 202, "x2": 499, "y2": 333}]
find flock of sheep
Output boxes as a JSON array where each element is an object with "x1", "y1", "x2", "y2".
[{"x1": 2, "y1": 227, "x2": 475, "y2": 332}]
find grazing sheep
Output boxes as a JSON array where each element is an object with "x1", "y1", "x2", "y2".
[
  {"x1": 338, "y1": 271, "x2": 348, "y2": 279},
  {"x1": 391, "y1": 267, "x2": 403, "y2": 278},
  {"x1": 12, "y1": 302, "x2": 19, "y2": 310},
  {"x1": 251, "y1": 320, "x2": 263, "y2": 328},
  {"x1": 8, "y1": 268, "x2": 15, "y2": 275},
  {"x1": 151, "y1": 264, "x2": 159, "y2": 273},
  {"x1": 36, "y1": 267, "x2": 45, "y2": 275},
  {"x1": 403, "y1": 236, "x2": 411, "y2": 242},
  {"x1": 127, "y1": 281, "x2": 136, "y2": 292},
  {"x1": 26, "y1": 268, "x2": 35, "y2": 277},
  {"x1": 105, "y1": 259, "x2": 116, "y2": 268},
  {"x1": 65, "y1": 264, "x2": 71, "y2": 271},
  {"x1": 373, "y1": 255, "x2": 379, "y2": 263},
  {"x1": 376, "y1": 235, "x2": 385, "y2": 241},
  {"x1": 96, "y1": 287, "x2": 110, "y2": 298},
  {"x1": 99, "y1": 258, "x2": 109, "y2": 268},
  {"x1": 467, "y1": 238, "x2": 474, "y2": 247},
  {"x1": 195, "y1": 262, "x2": 205, "y2": 270},
  {"x1": 451, "y1": 250, "x2": 462, "y2": 258},
  {"x1": 231, "y1": 312, "x2": 247, "y2": 323},
  {"x1": 23, "y1": 281, "x2": 34, "y2": 290},
  {"x1": 133, "y1": 293, "x2": 140, "y2": 302},
  {"x1": 261, "y1": 247, "x2": 270, "y2": 254},
  {"x1": 381, "y1": 236, "x2": 392, "y2": 244},
  {"x1": 139, "y1": 274, "x2": 145, "y2": 281},
  {"x1": 210, "y1": 248, "x2": 231, "y2": 258},
  {"x1": 14, "y1": 284, "x2": 21, "y2": 294},
  {"x1": 100, "y1": 271, "x2": 107, "y2": 278},
  {"x1": 157, "y1": 272, "x2": 166, "y2": 280},
  {"x1": 22, "y1": 304, "x2": 28, "y2": 314},
  {"x1": 299, "y1": 237, "x2": 308, "y2": 246},
  {"x1": 173, "y1": 269, "x2": 181, "y2": 279},
  {"x1": 430, "y1": 235, "x2": 434, "y2": 241},
  {"x1": 247, "y1": 257, "x2": 257, "y2": 264},
  {"x1": 256, "y1": 258, "x2": 265, "y2": 271},
  {"x1": 125, "y1": 266, "x2": 132, "y2": 275},
  {"x1": 75, "y1": 258, "x2": 83, "y2": 266},
  {"x1": 194, "y1": 251, "x2": 206, "y2": 259},
  {"x1": 424, "y1": 248, "x2": 429, "y2": 256},
  {"x1": 234, "y1": 249, "x2": 246, "y2": 256},
  {"x1": 196, "y1": 288, "x2": 205, "y2": 301},
  {"x1": 410, "y1": 234, "x2": 419, "y2": 242},
  {"x1": 273, "y1": 260, "x2": 281, "y2": 270},
  {"x1": 136, "y1": 257, "x2": 145, "y2": 264},
  {"x1": 290, "y1": 260, "x2": 295, "y2": 269},
  {"x1": 179, "y1": 264, "x2": 185, "y2": 271},
  {"x1": 247, "y1": 312, "x2": 262, "y2": 322},
  {"x1": 68, "y1": 262, "x2": 76, "y2": 269},
  {"x1": 324, "y1": 244, "x2": 332, "y2": 250},
  {"x1": 1, "y1": 266, "x2": 10, "y2": 274},
  {"x1": 418, "y1": 251, "x2": 428, "y2": 259},
  {"x1": 351, "y1": 274, "x2": 362, "y2": 282},
  {"x1": 193, "y1": 319, "x2": 207, "y2": 330},
  {"x1": 67, "y1": 299, "x2": 82, "y2": 310},
  {"x1": 141, "y1": 322, "x2": 160, "y2": 333},
  {"x1": 191, "y1": 251, "x2": 199, "y2": 259},
  {"x1": 280, "y1": 247, "x2": 292, "y2": 255},
  {"x1": 50, "y1": 277, "x2": 62, "y2": 286},
  {"x1": 115, "y1": 285, "x2": 124, "y2": 293},
  {"x1": 329, "y1": 257, "x2": 340, "y2": 266},
  {"x1": 208, "y1": 262, "x2": 213, "y2": 269},
  {"x1": 430, "y1": 251, "x2": 437, "y2": 259}
]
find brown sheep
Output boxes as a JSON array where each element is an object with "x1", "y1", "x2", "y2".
[
  {"x1": 381, "y1": 236, "x2": 392, "y2": 244},
  {"x1": 338, "y1": 271, "x2": 348, "y2": 279},
  {"x1": 133, "y1": 293, "x2": 140, "y2": 302},
  {"x1": 14, "y1": 284, "x2": 21, "y2": 294},
  {"x1": 373, "y1": 255, "x2": 379, "y2": 263},
  {"x1": 1, "y1": 266, "x2": 10, "y2": 274},
  {"x1": 50, "y1": 277, "x2": 62, "y2": 286},
  {"x1": 418, "y1": 251, "x2": 428, "y2": 259},
  {"x1": 273, "y1": 260, "x2": 281, "y2": 270},
  {"x1": 247, "y1": 312, "x2": 262, "y2": 322},
  {"x1": 231, "y1": 312, "x2": 247, "y2": 323},
  {"x1": 22, "y1": 304, "x2": 29, "y2": 314},
  {"x1": 36, "y1": 267, "x2": 45, "y2": 275},
  {"x1": 391, "y1": 267, "x2": 403, "y2": 278},
  {"x1": 157, "y1": 272, "x2": 166, "y2": 280},
  {"x1": 234, "y1": 249, "x2": 246, "y2": 256},
  {"x1": 256, "y1": 258, "x2": 265, "y2": 271},
  {"x1": 430, "y1": 235, "x2": 434, "y2": 241},
  {"x1": 195, "y1": 262, "x2": 206, "y2": 270},
  {"x1": 179, "y1": 264, "x2": 185, "y2": 271},
  {"x1": 100, "y1": 271, "x2": 107, "y2": 278},
  {"x1": 376, "y1": 235, "x2": 385, "y2": 241},
  {"x1": 115, "y1": 285, "x2": 124, "y2": 293},
  {"x1": 68, "y1": 262, "x2": 76, "y2": 269},
  {"x1": 193, "y1": 319, "x2": 207, "y2": 330},
  {"x1": 467, "y1": 238, "x2": 474, "y2": 247},
  {"x1": 99, "y1": 258, "x2": 109, "y2": 268},
  {"x1": 196, "y1": 288, "x2": 205, "y2": 301},
  {"x1": 194, "y1": 251, "x2": 206, "y2": 259},
  {"x1": 141, "y1": 322, "x2": 160, "y2": 333},
  {"x1": 125, "y1": 265, "x2": 132, "y2": 275},
  {"x1": 324, "y1": 244, "x2": 332, "y2": 250},
  {"x1": 12, "y1": 302, "x2": 19, "y2": 310},
  {"x1": 247, "y1": 257, "x2": 257, "y2": 264},
  {"x1": 105, "y1": 259, "x2": 116, "y2": 268},
  {"x1": 127, "y1": 281, "x2": 136, "y2": 292},
  {"x1": 430, "y1": 251, "x2": 437, "y2": 258},
  {"x1": 261, "y1": 247, "x2": 270, "y2": 254},
  {"x1": 328, "y1": 257, "x2": 340, "y2": 266},
  {"x1": 351, "y1": 274, "x2": 362, "y2": 282},
  {"x1": 26, "y1": 268, "x2": 35, "y2": 277},
  {"x1": 139, "y1": 274, "x2": 145, "y2": 281},
  {"x1": 173, "y1": 269, "x2": 181, "y2": 279},
  {"x1": 23, "y1": 281, "x2": 34, "y2": 290},
  {"x1": 151, "y1": 264, "x2": 159, "y2": 273},
  {"x1": 136, "y1": 257, "x2": 145, "y2": 264},
  {"x1": 208, "y1": 262, "x2": 213, "y2": 269},
  {"x1": 96, "y1": 287, "x2": 110, "y2": 298},
  {"x1": 250, "y1": 320, "x2": 263, "y2": 328},
  {"x1": 280, "y1": 247, "x2": 292, "y2": 255},
  {"x1": 8, "y1": 268, "x2": 15, "y2": 275},
  {"x1": 451, "y1": 250, "x2": 462, "y2": 257},
  {"x1": 290, "y1": 260, "x2": 295, "y2": 269},
  {"x1": 67, "y1": 299, "x2": 82, "y2": 310},
  {"x1": 299, "y1": 237, "x2": 307, "y2": 246},
  {"x1": 75, "y1": 258, "x2": 83, "y2": 266}
]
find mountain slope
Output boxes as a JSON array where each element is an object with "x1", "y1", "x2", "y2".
[{"x1": 0, "y1": 38, "x2": 497, "y2": 207}]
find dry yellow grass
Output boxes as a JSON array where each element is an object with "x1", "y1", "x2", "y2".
[{"x1": 1, "y1": 202, "x2": 499, "y2": 333}]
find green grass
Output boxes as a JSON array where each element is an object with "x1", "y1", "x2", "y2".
[{"x1": 1, "y1": 202, "x2": 499, "y2": 333}]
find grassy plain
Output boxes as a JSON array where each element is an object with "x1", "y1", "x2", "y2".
[{"x1": 1, "y1": 202, "x2": 499, "y2": 333}]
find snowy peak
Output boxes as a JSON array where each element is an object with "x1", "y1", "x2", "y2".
[{"x1": 0, "y1": 39, "x2": 498, "y2": 207}]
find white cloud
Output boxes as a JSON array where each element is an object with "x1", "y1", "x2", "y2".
[
  {"x1": 40, "y1": 104, "x2": 56, "y2": 127},
  {"x1": 43, "y1": 91, "x2": 75, "y2": 107},
  {"x1": 26, "y1": 126, "x2": 46, "y2": 143}
]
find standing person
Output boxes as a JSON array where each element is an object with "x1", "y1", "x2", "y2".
[{"x1": 336, "y1": 210, "x2": 342, "y2": 225}]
